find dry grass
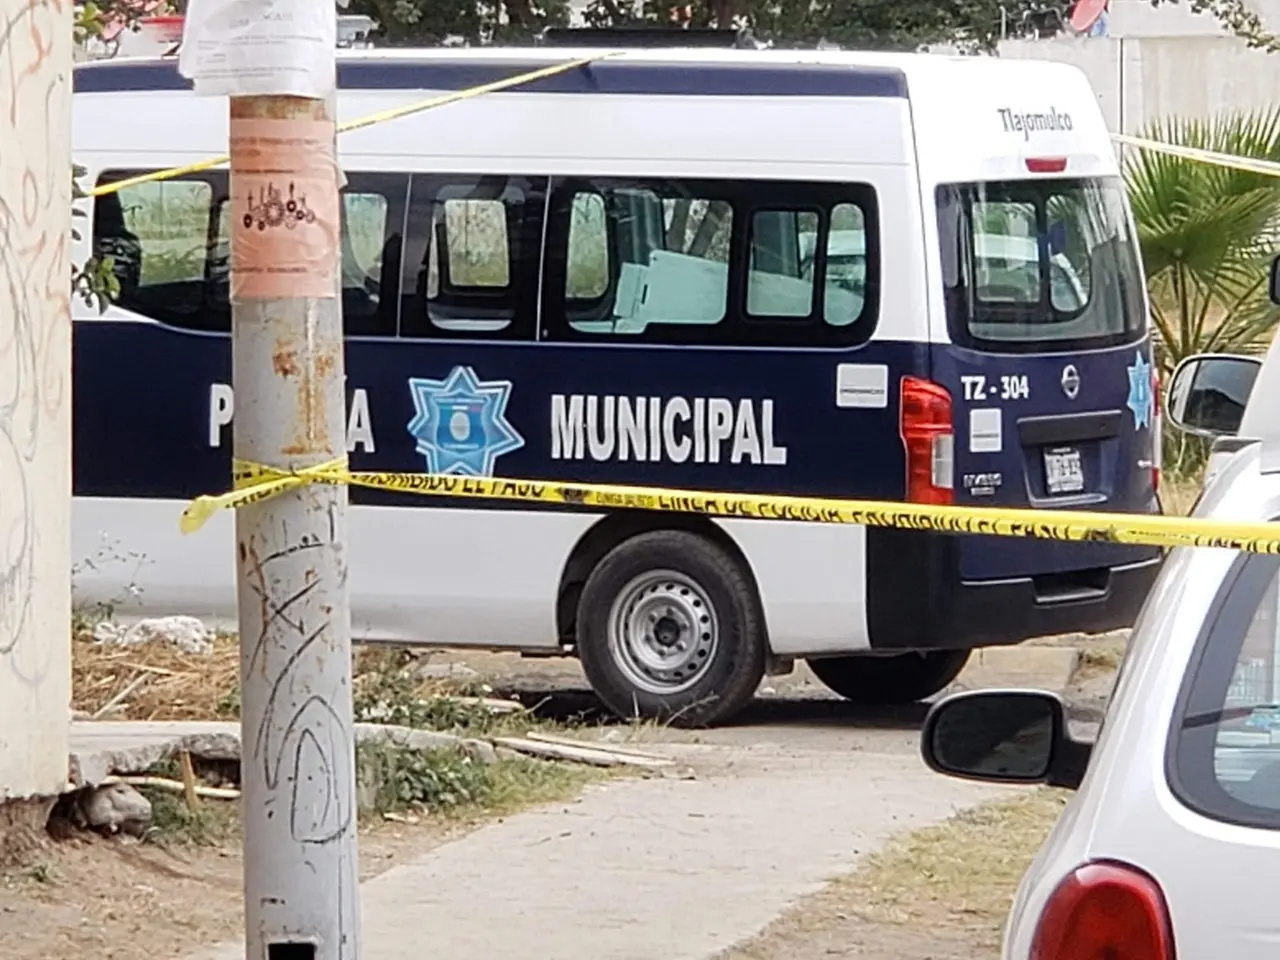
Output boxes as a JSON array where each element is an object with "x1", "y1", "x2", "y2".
[
  {"x1": 1160, "y1": 471, "x2": 1203, "y2": 518},
  {"x1": 1076, "y1": 638, "x2": 1127, "y2": 676},
  {"x1": 71, "y1": 625, "x2": 241, "y2": 721},
  {"x1": 70, "y1": 626, "x2": 522, "y2": 725},
  {"x1": 838, "y1": 788, "x2": 1070, "y2": 930}
]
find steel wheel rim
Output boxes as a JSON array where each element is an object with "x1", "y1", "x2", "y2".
[{"x1": 606, "y1": 569, "x2": 720, "y2": 696}]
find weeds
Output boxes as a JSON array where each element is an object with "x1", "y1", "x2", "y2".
[
  {"x1": 355, "y1": 741, "x2": 595, "y2": 820},
  {"x1": 21, "y1": 863, "x2": 54, "y2": 885},
  {"x1": 130, "y1": 741, "x2": 595, "y2": 847},
  {"x1": 351, "y1": 648, "x2": 547, "y2": 738},
  {"x1": 141, "y1": 789, "x2": 237, "y2": 847}
]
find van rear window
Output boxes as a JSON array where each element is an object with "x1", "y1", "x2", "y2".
[{"x1": 936, "y1": 176, "x2": 1146, "y2": 353}]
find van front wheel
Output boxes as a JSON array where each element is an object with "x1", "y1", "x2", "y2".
[
  {"x1": 807, "y1": 650, "x2": 971, "y2": 705},
  {"x1": 576, "y1": 530, "x2": 766, "y2": 728}
]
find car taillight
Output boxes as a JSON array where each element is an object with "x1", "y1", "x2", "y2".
[
  {"x1": 1030, "y1": 861, "x2": 1175, "y2": 960},
  {"x1": 900, "y1": 376, "x2": 953, "y2": 505}
]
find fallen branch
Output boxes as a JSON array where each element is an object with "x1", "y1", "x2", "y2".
[
  {"x1": 524, "y1": 731, "x2": 673, "y2": 764},
  {"x1": 107, "y1": 775, "x2": 241, "y2": 800},
  {"x1": 445, "y1": 695, "x2": 526, "y2": 714},
  {"x1": 122, "y1": 663, "x2": 179, "y2": 677},
  {"x1": 492, "y1": 736, "x2": 672, "y2": 769},
  {"x1": 92, "y1": 672, "x2": 151, "y2": 720}
]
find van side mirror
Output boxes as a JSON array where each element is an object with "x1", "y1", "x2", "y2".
[
  {"x1": 1166, "y1": 353, "x2": 1262, "y2": 438},
  {"x1": 921, "y1": 689, "x2": 1091, "y2": 790},
  {"x1": 1270, "y1": 254, "x2": 1280, "y2": 306}
]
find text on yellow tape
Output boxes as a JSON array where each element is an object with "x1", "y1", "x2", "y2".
[{"x1": 176, "y1": 459, "x2": 1280, "y2": 555}]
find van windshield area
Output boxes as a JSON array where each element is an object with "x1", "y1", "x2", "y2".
[{"x1": 936, "y1": 176, "x2": 1146, "y2": 352}]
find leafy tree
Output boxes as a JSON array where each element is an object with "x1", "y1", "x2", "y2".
[
  {"x1": 352, "y1": 0, "x2": 1066, "y2": 49},
  {"x1": 1123, "y1": 108, "x2": 1280, "y2": 472},
  {"x1": 1154, "y1": 0, "x2": 1280, "y2": 53},
  {"x1": 1124, "y1": 109, "x2": 1280, "y2": 372},
  {"x1": 347, "y1": 0, "x2": 569, "y2": 45}
]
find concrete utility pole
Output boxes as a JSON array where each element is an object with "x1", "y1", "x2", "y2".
[
  {"x1": 177, "y1": 5, "x2": 354, "y2": 951},
  {"x1": 228, "y1": 61, "x2": 359, "y2": 960}
]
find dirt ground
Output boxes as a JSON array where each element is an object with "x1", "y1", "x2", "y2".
[
  {"x1": 720, "y1": 789, "x2": 1070, "y2": 960},
  {"x1": 0, "y1": 815, "x2": 496, "y2": 960},
  {"x1": 29, "y1": 634, "x2": 1119, "y2": 960}
]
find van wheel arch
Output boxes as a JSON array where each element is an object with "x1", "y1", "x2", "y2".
[{"x1": 555, "y1": 512, "x2": 766, "y2": 651}]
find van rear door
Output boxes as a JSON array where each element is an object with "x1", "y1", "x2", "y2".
[{"x1": 931, "y1": 175, "x2": 1162, "y2": 595}]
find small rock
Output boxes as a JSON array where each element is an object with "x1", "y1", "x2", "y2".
[
  {"x1": 461, "y1": 739, "x2": 499, "y2": 764},
  {"x1": 78, "y1": 784, "x2": 152, "y2": 837},
  {"x1": 91, "y1": 622, "x2": 125, "y2": 645},
  {"x1": 96, "y1": 616, "x2": 214, "y2": 656},
  {"x1": 411, "y1": 662, "x2": 480, "y2": 682},
  {"x1": 382, "y1": 811, "x2": 420, "y2": 825}
]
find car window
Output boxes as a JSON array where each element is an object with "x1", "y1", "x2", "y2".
[{"x1": 1170, "y1": 551, "x2": 1280, "y2": 828}]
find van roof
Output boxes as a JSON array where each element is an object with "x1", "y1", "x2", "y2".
[{"x1": 71, "y1": 45, "x2": 1070, "y2": 99}]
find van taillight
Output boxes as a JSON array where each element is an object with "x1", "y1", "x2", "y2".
[
  {"x1": 900, "y1": 376, "x2": 953, "y2": 504},
  {"x1": 1030, "y1": 861, "x2": 1175, "y2": 960}
]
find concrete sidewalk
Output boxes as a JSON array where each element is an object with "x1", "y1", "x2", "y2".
[{"x1": 186, "y1": 744, "x2": 1006, "y2": 960}]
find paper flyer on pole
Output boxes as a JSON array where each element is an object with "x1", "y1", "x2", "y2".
[{"x1": 178, "y1": 0, "x2": 337, "y2": 98}]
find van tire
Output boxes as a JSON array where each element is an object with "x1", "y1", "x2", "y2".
[
  {"x1": 575, "y1": 530, "x2": 766, "y2": 728},
  {"x1": 806, "y1": 649, "x2": 971, "y2": 705}
]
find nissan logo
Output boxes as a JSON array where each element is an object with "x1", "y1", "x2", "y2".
[{"x1": 1061, "y1": 364, "x2": 1081, "y2": 400}]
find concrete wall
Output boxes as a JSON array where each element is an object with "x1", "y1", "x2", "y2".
[
  {"x1": 0, "y1": 0, "x2": 73, "y2": 800},
  {"x1": 998, "y1": 34, "x2": 1280, "y2": 134}
]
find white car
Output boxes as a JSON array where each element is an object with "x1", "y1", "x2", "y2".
[{"x1": 918, "y1": 262, "x2": 1280, "y2": 959}]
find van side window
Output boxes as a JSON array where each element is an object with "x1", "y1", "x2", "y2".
[
  {"x1": 93, "y1": 175, "x2": 224, "y2": 332},
  {"x1": 557, "y1": 182, "x2": 732, "y2": 335},
  {"x1": 432, "y1": 199, "x2": 511, "y2": 290},
  {"x1": 748, "y1": 210, "x2": 818, "y2": 319},
  {"x1": 565, "y1": 193, "x2": 610, "y2": 301},
  {"x1": 825, "y1": 203, "x2": 868, "y2": 327},
  {"x1": 543, "y1": 177, "x2": 879, "y2": 348},
  {"x1": 401, "y1": 174, "x2": 546, "y2": 341},
  {"x1": 95, "y1": 170, "x2": 406, "y2": 337}
]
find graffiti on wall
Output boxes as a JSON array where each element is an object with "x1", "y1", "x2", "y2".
[{"x1": 0, "y1": 0, "x2": 72, "y2": 795}]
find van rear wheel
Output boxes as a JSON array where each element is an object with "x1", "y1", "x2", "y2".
[
  {"x1": 807, "y1": 650, "x2": 971, "y2": 705},
  {"x1": 576, "y1": 530, "x2": 766, "y2": 728}
]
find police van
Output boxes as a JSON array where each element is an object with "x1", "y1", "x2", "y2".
[{"x1": 70, "y1": 39, "x2": 1163, "y2": 726}]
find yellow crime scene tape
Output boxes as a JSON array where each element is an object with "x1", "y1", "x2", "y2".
[
  {"x1": 176, "y1": 458, "x2": 1280, "y2": 555},
  {"x1": 1110, "y1": 132, "x2": 1280, "y2": 177}
]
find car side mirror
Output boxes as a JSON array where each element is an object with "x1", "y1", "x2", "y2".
[
  {"x1": 1269, "y1": 254, "x2": 1280, "y2": 306},
  {"x1": 921, "y1": 689, "x2": 1091, "y2": 790},
  {"x1": 1166, "y1": 353, "x2": 1262, "y2": 439}
]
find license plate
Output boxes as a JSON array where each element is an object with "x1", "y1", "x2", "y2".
[{"x1": 1044, "y1": 446, "x2": 1084, "y2": 495}]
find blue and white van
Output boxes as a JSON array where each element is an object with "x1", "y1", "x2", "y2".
[{"x1": 70, "y1": 41, "x2": 1163, "y2": 725}]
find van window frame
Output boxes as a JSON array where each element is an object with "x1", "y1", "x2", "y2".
[
  {"x1": 398, "y1": 172, "x2": 546, "y2": 342},
  {"x1": 540, "y1": 175, "x2": 881, "y2": 348},
  {"x1": 92, "y1": 168, "x2": 410, "y2": 338},
  {"x1": 936, "y1": 175, "x2": 1147, "y2": 356}
]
